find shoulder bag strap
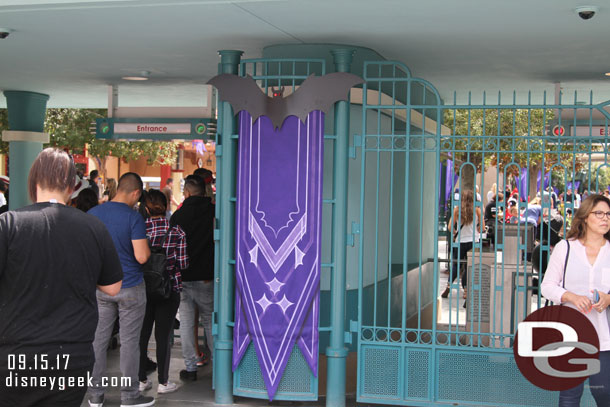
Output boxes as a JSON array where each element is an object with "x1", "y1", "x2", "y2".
[
  {"x1": 545, "y1": 240, "x2": 570, "y2": 306},
  {"x1": 453, "y1": 222, "x2": 464, "y2": 240},
  {"x1": 160, "y1": 225, "x2": 171, "y2": 248},
  {"x1": 562, "y1": 240, "x2": 570, "y2": 289}
]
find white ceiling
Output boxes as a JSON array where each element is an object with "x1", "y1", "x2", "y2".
[{"x1": 1, "y1": 0, "x2": 609, "y2": 108}]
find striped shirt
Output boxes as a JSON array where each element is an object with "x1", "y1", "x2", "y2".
[{"x1": 145, "y1": 217, "x2": 188, "y2": 292}]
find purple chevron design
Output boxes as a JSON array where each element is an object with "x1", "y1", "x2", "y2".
[{"x1": 233, "y1": 111, "x2": 323, "y2": 400}]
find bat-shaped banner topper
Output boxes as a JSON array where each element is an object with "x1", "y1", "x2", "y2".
[
  {"x1": 208, "y1": 72, "x2": 364, "y2": 129},
  {"x1": 212, "y1": 72, "x2": 363, "y2": 400}
]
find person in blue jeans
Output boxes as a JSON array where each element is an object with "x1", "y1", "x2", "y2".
[
  {"x1": 0, "y1": 149, "x2": 122, "y2": 407},
  {"x1": 542, "y1": 194, "x2": 610, "y2": 406},
  {"x1": 138, "y1": 189, "x2": 189, "y2": 394},
  {"x1": 170, "y1": 176, "x2": 215, "y2": 381},
  {"x1": 87, "y1": 173, "x2": 155, "y2": 407}
]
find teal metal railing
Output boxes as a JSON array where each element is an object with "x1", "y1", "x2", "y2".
[{"x1": 355, "y1": 60, "x2": 605, "y2": 406}]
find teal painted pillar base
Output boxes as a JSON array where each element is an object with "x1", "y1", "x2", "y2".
[
  {"x1": 3, "y1": 91, "x2": 50, "y2": 210},
  {"x1": 215, "y1": 49, "x2": 243, "y2": 405},
  {"x1": 326, "y1": 48, "x2": 355, "y2": 407}
]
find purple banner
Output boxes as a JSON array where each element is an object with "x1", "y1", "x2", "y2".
[
  {"x1": 536, "y1": 170, "x2": 550, "y2": 192},
  {"x1": 233, "y1": 111, "x2": 323, "y2": 400},
  {"x1": 444, "y1": 158, "x2": 458, "y2": 203},
  {"x1": 566, "y1": 181, "x2": 580, "y2": 192},
  {"x1": 518, "y1": 168, "x2": 528, "y2": 201}
]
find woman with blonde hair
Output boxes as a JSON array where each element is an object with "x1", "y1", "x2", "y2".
[
  {"x1": 442, "y1": 189, "x2": 482, "y2": 299},
  {"x1": 542, "y1": 194, "x2": 610, "y2": 405},
  {"x1": 102, "y1": 178, "x2": 117, "y2": 202}
]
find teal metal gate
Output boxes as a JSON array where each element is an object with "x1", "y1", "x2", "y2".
[
  {"x1": 215, "y1": 56, "x2": 340, "y2": 401},
  {"x1": 355, "y1": 60, "x2": 609, "y2": 406}
]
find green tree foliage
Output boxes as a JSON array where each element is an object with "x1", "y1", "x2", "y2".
[
  {"x1": 0, "y1": 108, "x2": 177, "y2": 173},
  {"x1": 443, "y1": 107, "x2": 589, "y2": 196},
  {"x1": 591, "y1": 165, "x2": 610, "y2": 193}
]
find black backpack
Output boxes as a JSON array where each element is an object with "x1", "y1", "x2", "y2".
[{"x1": 142, "y1": 228, "x2": 172, "y2": 301}]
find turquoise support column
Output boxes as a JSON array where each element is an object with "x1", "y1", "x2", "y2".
[
  {"x1": 215, "y1": 49, "x2": 243, "y2": 405},
  {"x1": 326, "y1": 48, "x2": 355, "y2": 407},
  {"x1": 3, "y1": 91, "x2": 49, "y2": 210}
]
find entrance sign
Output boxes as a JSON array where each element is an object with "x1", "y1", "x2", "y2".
[
  {"x1": 114, "y1": 123, "x2": 191, "y2": 134},
  {"x1": 571, "y1": 125, "x2": 610, "y2": 137},
  {"x1": 94, "y1": 118, "x2": 214, "y2": 140}
]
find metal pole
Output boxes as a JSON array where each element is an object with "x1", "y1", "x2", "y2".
[
  {"x1": 326, "y1": 48, "x2": 355, "y2": 407},
  {"x1": 214, "y1": 49, "x2": 243, "y2": 405}
]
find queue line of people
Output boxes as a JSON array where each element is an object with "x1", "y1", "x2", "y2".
[{"x1": 0, "y1": 148, "x2": 216, "y2": 407}]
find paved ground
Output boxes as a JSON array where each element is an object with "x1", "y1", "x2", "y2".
[
  {"x1": 79, "y1": 336, "x2": 362, "y2": 407},
  {"x1": 79, "y1": 239, "x2": 499, "y2": 407}
]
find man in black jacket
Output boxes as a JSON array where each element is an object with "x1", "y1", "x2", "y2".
[{"x1": 170, "y1": 176, "x2": 214, "y2": 381}]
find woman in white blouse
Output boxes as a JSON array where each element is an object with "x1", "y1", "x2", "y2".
[{"x1": 541, "y1": 194, "x2": 610, "y2": 406}]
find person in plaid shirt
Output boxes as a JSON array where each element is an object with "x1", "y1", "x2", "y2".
[{"x1": 138, "y1": 189, "x2": 188, "y2": 395}]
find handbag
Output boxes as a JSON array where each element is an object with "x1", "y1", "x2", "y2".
[
  {"x1": 142, "y1": 228, "x2": 172, "y2": 301},
  {"x1": 453, "y1": 222, "x2": 463, "y2": 242}
]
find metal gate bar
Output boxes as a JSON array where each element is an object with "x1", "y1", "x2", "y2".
[{"x1": 356, "y1": 59, "x2": 606, "y2": 406}]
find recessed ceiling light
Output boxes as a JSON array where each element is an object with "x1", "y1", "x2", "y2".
[
  {"x1": 122, "y1": 76, "x2": 149, "y2": 81},
  {"x1": 122, "y1": 70, "x2": 150, "y2": 81}
]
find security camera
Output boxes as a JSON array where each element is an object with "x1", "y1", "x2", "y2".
[{"x1": 576, "y1": 6, "x2": 598, "y2": 20}]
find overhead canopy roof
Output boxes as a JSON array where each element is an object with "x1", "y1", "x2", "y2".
[{"x1": 0, "y1": 0, "x2": 609, "y2": 108}]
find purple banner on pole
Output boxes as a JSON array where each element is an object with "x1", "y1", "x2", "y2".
[
  {"x1": 519, "y1": 168, "x2": 528, "y2": 201},
  {"x1": 536, "y1": 170, "x2": 551, "y2": 192},
  {"x1": 233, "y1": 111, "x2": 323, "y2": 400},
  {"x1": 444, "y1": 160, "x2": 452, "y2": 203},
  {"x1": 444, "y1": 158, "x2": 458, "y2": 203}
]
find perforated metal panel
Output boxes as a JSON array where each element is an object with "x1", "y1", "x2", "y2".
[
  {"x1": 233, "y1": 343, "x2": 317, "y2": 400},
  {"x1": 360, "y1": 345, "x2": 400, "y2": 399},
  {"x1": 406, "y1": 349, "x2": 430, "y2": 399},
  {"x1": 437, "y1": 350, "x2": 601, "y2": 407},
  {"x1": 437, "y1": 350, "x2": 553, "y2": 405}
]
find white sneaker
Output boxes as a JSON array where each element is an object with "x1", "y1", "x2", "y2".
[
  {"x1": 157, "y1": 381, "x2": 178, "y2": 394},
  {"x1": 88, "y1": 394, "x2": 104, "y2": 407},
  {"x1": 139, "y1": 380, "x2": 152, "y2": 392}
]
